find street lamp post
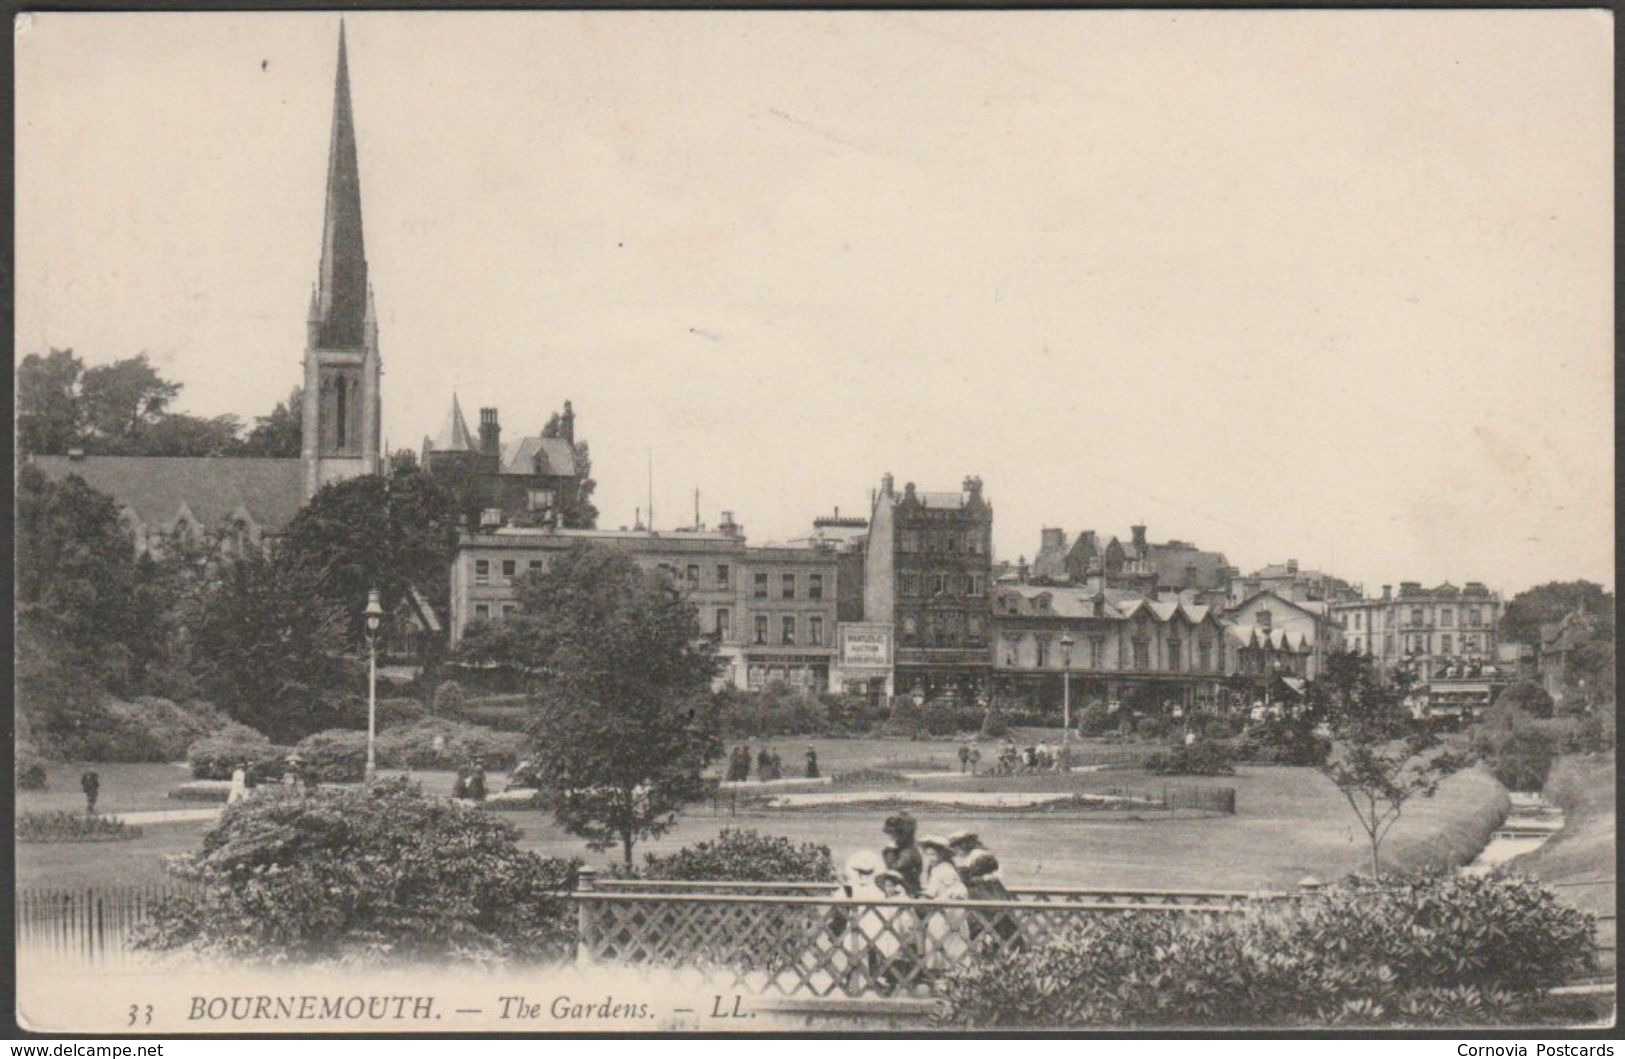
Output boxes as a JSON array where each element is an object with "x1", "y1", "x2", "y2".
[
  {"x1": 364, "y1": 588, "x2": 384, "y2": 784},
  {"x1": 1060, "y1": 633, "x2": 1075, "y2": 742}
]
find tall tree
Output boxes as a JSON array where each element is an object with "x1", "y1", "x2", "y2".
[
  {"x1": 183, "y1": 550, "x2": 350, "y2": 741},
  {"x1": 132, "y1": 412, "x2": 245, "y2": 456},
  {"x1": 278, "y1": 464, "x2": 460, "y2": 642},
  {"x1": 78, "y1": 353, "x2": 183, "y2": 447},
  {"x1": 240, "y1": 388, "x2": 303, "y2": 458},
  {"x1": 16, "y1": 348, "x2": 84, "y2": 454},
  {"x1": 509, "y1": 544, "x2": 720, "y2": 864},
  {"x1": 1501, "y1": 581, "x2": 1614, "y2": 646}
]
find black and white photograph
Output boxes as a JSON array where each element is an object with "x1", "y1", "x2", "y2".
[{"x1": 11, "y1": 9, "x2": 1616, "y2": 1035}]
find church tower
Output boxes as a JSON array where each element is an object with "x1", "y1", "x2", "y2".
[{"x1": 303, "y1": 22, "x2": 382, "y2": 500}]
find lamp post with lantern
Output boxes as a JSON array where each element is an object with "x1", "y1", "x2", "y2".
[
  {"x1": 363, "y1": 588, "x2": 384, "y2": 784},
  {"x1": 1060, "y1": 632, "x2": 1075, "y2": 741}
]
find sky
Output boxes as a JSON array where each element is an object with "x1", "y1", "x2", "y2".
[{"x1": 15, "y1": 10, "x2": 1614, "y2": 596}]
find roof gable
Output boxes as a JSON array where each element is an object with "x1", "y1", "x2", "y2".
[{"x1": 32, "y1": 456, "x2": 304, "y2": 534}]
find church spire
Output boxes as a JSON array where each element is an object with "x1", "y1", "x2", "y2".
[{"x1": 314, "y1": 20, "x2": 368, "y2": 350}]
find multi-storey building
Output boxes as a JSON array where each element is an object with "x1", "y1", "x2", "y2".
[
  {"x1": 1227, "y1": 559, "x2": 1360, "y2": 607},
  {"x1": 989, "y1": 584, "x2": 1229, "y2": 709},
  {"x1": 422, "y1": 397, "x2": 587, "y2": 529},
  {"x1": 1331, "y1": 581, "x2": 1504, "y2": 680},
  {"x1": 1224, "y1": 590, "x2": 1334, "y2": 681},
  {"x1": 862, "y1": 474, "x2": 994, "y2": 702},
  {"x1": 1027, "y1": 525, "x2": 1233, "y2": 602},
  {"x1": 449, "y1": 522, "x2": 839, "y2": 692}
]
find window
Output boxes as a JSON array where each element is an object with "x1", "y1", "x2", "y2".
[
  {"x1": 1467, "y1": 607, "x2": 1481, "y2": 626},
  {"x1": 474, "y1": 603, "x2": 490, "y2": 620},
  {"x1": 781, "y1": 616, "x2": 796, "y2": 645},
  {"x1": 809, "y1": 616, "x2": 824, "y2": 646},
  {"x1": 900, "y1": 531, "x2": 919, "y2": 553},
  {"x1": 1198, "y1": 639, "x2": 1212, "y2": 672},
  {"x1": 714, "y1": 608, "x2": 730, "y2": 638},
  {"x1": 716, "y1": 564, "x2": 731, "y2": 589},
  {"x1": 1036, "y1": 639, "x2": 1050, "y2": 668},
  {"x1": 527, "y1": 488, "x2": 554, "y2": 512},
  {"x1": 1354, "y1": 612, "x2": 1363, "y2": 631},
  {"x1": 501, "y1": 603, "x2": 517, "y2": 621},
  {"x1": 945, "y1": 534, "x2": 958, "y2": 553},
  {"x1": 782, "y1": 573, "x2": 796, "y2": 599},
  {"x1": 809, "y1": 574, "x2": 824, "y2": 600},
  {"x1": 1441, "y1": 608, "x2": 1454, "y2": 628},
  {"x1": 904, "y1": 615, "x2": 918, "y2": 639},
  {"x1": 1133, "y1": 640, "x2": 1150, "y2": 669},
  {"x1": 1256, "y1": 609, "x2": 1272, "y2": 630},
  {"x1": 1411, "y1": 608, "x2": 1425, "y2": 626},
  {"x1": 933, "y1": 573, "x2": 948, "y2": 595},
  {"x1": 1441, "y1": 634, "x2": 1453, "y2": 655},
  {"x1": 967, "y1": 574, "x2": 984, "y2": 597},
  {"x1": 754, "y1": 573, "x2": 769, "y2": 599},
  {"x1": 754, "y1": 615, "x2": 768, "y2": 645},
  {"x1": 967, "y1": 614, "x2": 984, "y2": 643},
  {"x1": 529, "y1": 559, "x2": 544, "y2": 572},
  {"x1": 502, "y1": 559, "x2": 516, "y2": 583},
  {"x1": 1090, "y1": 636, "x2": 1105, "y2": 668},
  {"x1": 686, "y1": 564, "x2": 700, "y2": 588},
  {"x1": 1003, "y1": 639, "x2": 1017, "y2": 667},
  {"x1": 967, "y1": 534, "x2": 982, "y2": 554},
  {"x1": 1167, "y1": 640, "x2": 1182, "y2": 671},
  {"x1": 475, "y1": 559, "x2": 490, "y2": 586},
  {"x1": 1384, "y1": 633, "x2": 1394, "y2": 655},
  {"x1": 901, "y1": 572, "x2": 920, "y2": 596},
  {"x1": 1464, "y1": 634, "x2": 1479, "y2": 653}
]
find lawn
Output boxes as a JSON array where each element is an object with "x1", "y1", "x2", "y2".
[
  {"x1": 14, "y1": 737, "x2": 1510, "y2": 895},
  {"x1": 1510, "y1": 753, "x2": 1616, "y2": 917}
]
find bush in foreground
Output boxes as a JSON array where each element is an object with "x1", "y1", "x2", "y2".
[
  {"x1": 292, "y1": 729, "x2": 371, "y2": 783},
  {"x1": 132, "y1": 779, "x2": 578, "y2": 965},
  {"x1": 937, "y1": 872, "x2": 1594, "y2": 1028},
  {"x1": 1145, "y1": 739, "x2": 1236, "y2": 776}
]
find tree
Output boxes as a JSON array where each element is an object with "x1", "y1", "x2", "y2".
[
  {"x1": 1317, "y1": 660, "x2": 1472, "y2": 878},
  {"x1": 516, "y1": 544, "x2": 720, "y2": 865},
  {"x1": 183, "y1": 549, "x2": 350, "y2": 742},
  {"x1": 16, "y1": 348, "x2": 84, "y2": 454},
  {"x1": 278, "y1": 465, "x2": 460, "y2": 644},
  {"x1": 1493, "y1": 679, "x2": 1555, "y2": 719},
  {"x1": 78, "y1": 353, "x2": 182, "y2": 447},
  {"x1": 131, "y1": 412, "x2": 244, "y2": 457},
  {"x1": 1502, "y1": 581, "x2": 1614, "y2": 646},
  {"x1": 240, "y1": 388, "x2": 303, "y2": 458}
]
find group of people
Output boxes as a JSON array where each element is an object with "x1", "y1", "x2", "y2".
[
  {"x1": 838, "y1": 812, "x2": 1019, "y2": 993},
  {"x1": 450, "y1": 763, "x2": 489, "y2": 802},
  {"x1": 725, "y1": 745, "x2": 820, "y2": 783},
  {"x1": 990, "y1": 737, "x2": 1074, "y2": 776}
]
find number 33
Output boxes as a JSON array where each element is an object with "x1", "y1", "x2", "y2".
[{"x1": 127, "y1": 1005, "x2": 152, "y2": 1026}]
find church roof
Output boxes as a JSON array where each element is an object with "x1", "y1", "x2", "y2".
[
  {"x1": 429, "y1": 395, "x2": 476, "y2": 453},
  {"x1": 500, "y1": 435, "x2": 580, "y2": 478},
  {"x1": 31, "y1": 456, "x2": 304, "y2": 534},
  {"x1": 313, "y1": 22, "x2": 369, "y2": 350}
]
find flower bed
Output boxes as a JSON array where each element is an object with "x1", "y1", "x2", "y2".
[
  {"x1": 168, "y1": 781, "x2": 232, "y2": 802},
  {"x1": 17, "y1": 811, "x2": 143, "y2": 843}
]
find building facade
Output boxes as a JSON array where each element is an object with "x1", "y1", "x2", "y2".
[
  {"x1": 862, "y1": 474, "x2": 994, "y2": 703},
  {"x1": 449, "y1": 526, "x2": 839, "y2": 692},
  {"x1": 1224, "y1": 590, "x2": 1333, "y2": 682},
  {"x1": 989, "y1": 584, "x2": 1229, "y2": 709},
  {"x1": 1227, "y1": 559, "x2": 1360, "y2": 607},
  {"x1": 422, "y1": 397, "x2": 586, "y2": 528},
  {"x1": 1331, "y1": 581, "x2": 1505, "y2": 681}
]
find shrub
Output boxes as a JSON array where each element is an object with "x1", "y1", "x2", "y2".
[
  {"x1": 635, "y1": 829, "x2": 837, "y2": 883},
  {"x1": 921, "y1": 699, "x2": 959, "y2": 736},
  {"x1": 1237, "y1": 715, "x2": 1331, "y2": 766},
  {"x1": 978, "y1": 703, "x2": 1008, "y2": 738},
  {"x1": 432, "y1": 680, "x2": 467, "y2": 714},
  {"x1": 132, "y1": 779, "x2": 579, "y2": 964},
  {"x1": 375, "y1": 718, "x2": 526, "y2": 771},
  {"x1": 187, "y1": 724, "x2": 290, "y2": 782},
  {"x1": 1134, "y1": 715, "x2": 1167, "y2": 741},
  {"x1": 1145, "y1": 739, "x2": 1236, "y2": 776},
  {"x1": 1077, "y1": 701, "x2": 1112, "y2": 737},
  {"x1": 937, "y1": 872, "x2": 1594, "y2": 1028},
  {"x1": 1473, "y1": 708, "x2": 1559, "y2": 791},
  {"x1": 168, "y1": 781, "x2": 231, "y2": 802},
  {"x1": 460, "y1": 704, "x2": 533, "y2": 732},
  {"x1": 68, "y1": 697, "x2": 230, "y2": 764},
  {"x1": 16, "y1": 745, "x2": 49, "y2": 791},
  {"x1": 1494, "y1": 680, "x2": 1555, "y2": 719},
  {"x1": 17, "y1": 811, "x2": 142, "y2": 843},
  {"x1": 292, "y1": 729, "x2": 371, "y2": 784}
]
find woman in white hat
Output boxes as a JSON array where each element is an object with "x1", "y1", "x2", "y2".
[{"x1": 917, "y1": 834, "x2": 970, "y2": 974}]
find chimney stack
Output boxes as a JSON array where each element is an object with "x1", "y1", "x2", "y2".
[
  {"x1": 1131, "y1": 524, "x2": 1147, "y2": 553},
  {"x1": 560, "y1": 400, "x2": 575, "y2": 445},
  {"x1": 881, "y1": 472, "x2": 895, "y2": 498},
  {"x1": 1382, "y1": 584, "x2": 1392, "y2": 602},
  {"x1": 1287, "y1": 558, "x2": 1299, "y2": 574},
  {"x1": 478, "y1": 408, "x2": 500, "y2": 458}
]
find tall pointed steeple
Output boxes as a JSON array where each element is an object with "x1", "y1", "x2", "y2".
[{"x1": 314, "y1": 20, "x2": 368, "y2": 350}]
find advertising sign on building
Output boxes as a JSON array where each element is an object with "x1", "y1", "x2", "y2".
[{"x1": 838, "y1": 622, "x2": 893, "y2": 669}]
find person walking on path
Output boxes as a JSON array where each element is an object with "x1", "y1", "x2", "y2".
[
  {"x1": 968, "y1": 745, "x2": 982, "y2": 775},
  {"x1": 227, "y1": 761, "x2": 248, "y2": 805},
  {"x1": 757, "y1": 747, "x2": 772, "y2": 781},
  {"x1": 958, "y1": 744, "x2": 971, "y2": 773},
  {"x1": 881, "y1": 812, "x2": 924, "y2": 897},
  {"x1": 805, "y1": 746, "x2": 819, "y2": 779},
  {"x1": 468, "y1": 763, "x2": 488, "y2": 802},
  {"x1": 80, "y1": 769, "x2": 100, "y2": 816}
]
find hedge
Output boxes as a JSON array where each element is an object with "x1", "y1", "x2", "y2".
[
  {"x1": 293, "y1": 729, "x2": 371, "y2": 784},
  {"x1": 375, "y1": 718, "x2": 526, "y2": 771},
  {"x1": 187, "y1": 724, "x2": 291, "y2": 782},
  {"x1": 17, "y1": 811, "x2": 142, "y2": 843}
]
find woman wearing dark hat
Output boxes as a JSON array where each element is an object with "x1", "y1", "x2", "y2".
[
  {"x1": 948, "y1": 830, "x2": 1023, "y2": 950},
  {"x1": 881, "y1": 812, "x2": 923, "y2": 897}
]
